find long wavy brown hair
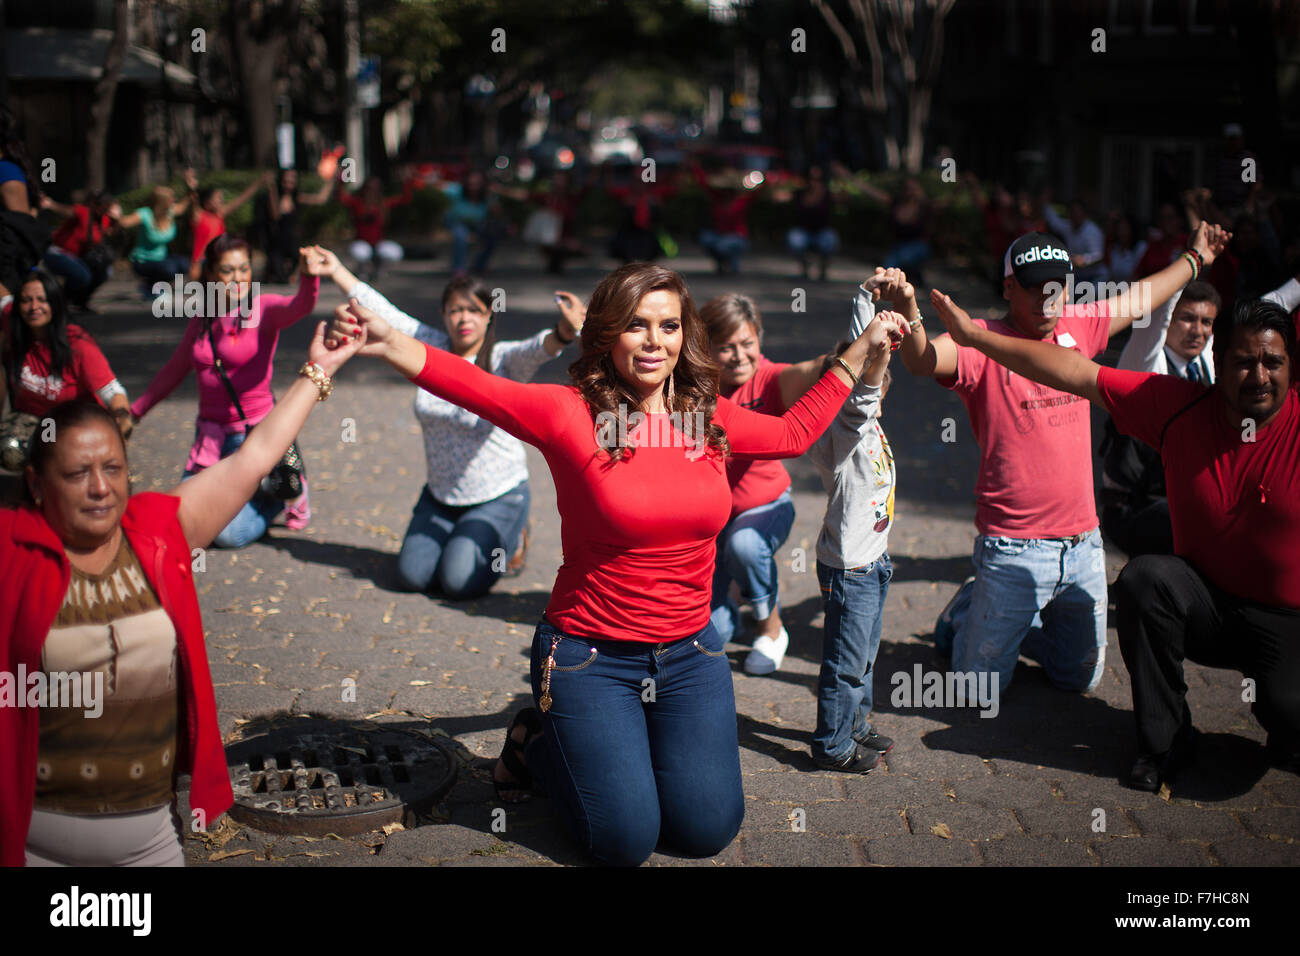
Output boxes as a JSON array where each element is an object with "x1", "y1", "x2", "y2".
[{"x1": 569, "y1": 263, "x2": 729, "y2": 462}]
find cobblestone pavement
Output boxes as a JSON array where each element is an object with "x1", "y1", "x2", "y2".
[{"x1": 55, "y1": 240, "x2": 1300, "y2": 866}]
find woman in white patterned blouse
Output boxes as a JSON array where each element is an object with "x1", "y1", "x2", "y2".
[{"x1": 316, "y1": 248, "x2": 584, "y2": 597}]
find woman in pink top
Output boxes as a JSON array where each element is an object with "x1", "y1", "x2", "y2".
[{"x1": 130, "y1": 235, "x2": 326, "y2": 547}]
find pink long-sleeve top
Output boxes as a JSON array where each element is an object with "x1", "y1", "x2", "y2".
[
  {"x1": 408, "y1": 341, "x2": 850, "y2": 643},
  {"x1": 130, "y1": 274, "x2": 319, "y2": 470}
]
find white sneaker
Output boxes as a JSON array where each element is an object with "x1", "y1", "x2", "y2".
[{"x1": 744, "y1": 627, "x2": 789, "y2": 675}]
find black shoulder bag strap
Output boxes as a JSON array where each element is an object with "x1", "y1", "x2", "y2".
[{"x1": 205, "y1": 321, "x2": 250, "y2": 425}]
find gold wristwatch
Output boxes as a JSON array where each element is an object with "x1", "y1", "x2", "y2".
[{"x1": 298, "y1": 362, "x2": 333, "y2": 401}]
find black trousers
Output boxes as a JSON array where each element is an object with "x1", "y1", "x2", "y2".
[
  {"x1": 1101, "y1": 496, "x2": 1174, "y2": 558},
  {"x1": 1114, "y1": 554, "x2": 1300, "y2": 756}
]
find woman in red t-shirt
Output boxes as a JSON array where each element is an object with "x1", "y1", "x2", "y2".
[
  {"x1": 328, "y1": 263, "x2": 906, "y2": 865},
  {"x1": 1, "y1": 270, "x2": 132, "y2": 470},
  {"x1": 337, "y1": 175, "x2": 415, "y2": 281},
  {"x1": 701, "y1": 293, "x2": 837, "y2": 676}
]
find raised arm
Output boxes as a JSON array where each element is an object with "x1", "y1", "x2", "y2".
[
  {"x1": 129, "y1": 319, "x2": 200, "y2": 420},
  {"x1": 39, "y1": 196, "x2": 77, "y2": 219},
  {"x1": 261, "y1": 249, "x2": 322, "y2": 330},
  {"x1": 538, "y1": 290, "x2": 585, "y2": 359},
  {"x1": 316, "y1": 243, "x2": 437, "y2": 343},
  {"x1": 224, "y1": 174, "x2": 266, "y2": 216},
  {"x1": 116, "y1": 208, "x2": 145, "y2": 230},
  {"x1": 878, "y1": 264, "x2": 957, "y2": 379},
  {"x1": 1117, "y1": 283, "x2": 1180, "y2": 373},
  {"x1": 174, "y1": 322, "x2": 363, "y2": 549},
  {"x1": 1104, "y1": 222, "x2": 1230, "y2": 336},
  {"x1": 931, "y1": 288, "x2": 1104, "y2": 409},
  {"x1": 724, "y1": 312, "x2": 908, "y2": 459},
  {"x1": 326, "y1": 302, "x2": 568, "y2": 448}
]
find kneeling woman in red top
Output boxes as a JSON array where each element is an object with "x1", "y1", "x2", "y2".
[
  {"x1": 0, "y1": 322, "x2": 364, "y2": 866},
  {"x1": 331, "y1": 263, "x2": 907, "y2": 865},
  {"x1": 1, "y1": 269, "x2": 133, "y2": 471}
]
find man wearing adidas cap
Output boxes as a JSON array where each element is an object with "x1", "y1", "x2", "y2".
[{"x1": 896, "y1": 226, "x2": 1228, "y2": 696}]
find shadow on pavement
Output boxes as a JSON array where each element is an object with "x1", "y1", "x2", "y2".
[{"x1": 260, "y1": 533, "x2": 403, "y2": 589}]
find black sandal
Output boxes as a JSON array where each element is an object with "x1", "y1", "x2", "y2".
[{"x1": 493, "y1": 707, "x2": 542, "y2": 803}]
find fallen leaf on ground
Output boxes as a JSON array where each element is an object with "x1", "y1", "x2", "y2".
[
  {"x1": 930, "y1": 823, "x2": 952, "y2": 839},
  {"x1": 209, "y1": 848, "x2": 253, "y2": 862}
]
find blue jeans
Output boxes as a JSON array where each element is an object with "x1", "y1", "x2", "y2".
[
  {"x1": 131, "y1": 255, "x2": 190, "y2": 287},
  {"x1": 813, "y1": 555, "x2": 892, "y2": 763},
  {"x1": 698, "y1": 230, "x2": 749, "y2": 272},
  {"x1": 886, "y1": 238, "x2": 931, "y2": 272},
  {"x1": 447, "y1": 219, "x2": 504, "y2": 274},
  {"x1": 182, "y1": 430, "x2": 284, "y2": 549},
  {"x1": 709, "y1": 489, "x2": 795, "y2": 642},
  {"x1": 396, "y1": 481, "x2": 529, "y2": 599},
  {"x1": 787, "y1": 227, "x2": 839, "y2": 257},
  {"x1": 950, "y1": 530, "x2": 1107, "y2": 694},
  {"x1": 44, "y1": 247, "x2": 107, "y2": 301},
  {"x1": 523, "y1": 615, "x2": 745, "y2": 866}
]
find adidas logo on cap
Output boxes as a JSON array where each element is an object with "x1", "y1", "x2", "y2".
[{"x1": 1014, "y1": 246, "x2": 1071, "y2": 266}]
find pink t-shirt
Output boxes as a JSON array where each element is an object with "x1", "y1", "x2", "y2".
[
  {"x1": 941, "y1": 303, "x2": 1110, "y2": 538},
  {"x1": 723, "y1": 356, "x2": 793, "y2": 519}
]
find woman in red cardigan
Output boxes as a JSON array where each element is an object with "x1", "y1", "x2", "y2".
[
  {"x1": 0, "y1": 319, "x2": 365, "y2": 866},
  {"x1": 328, "y1": 263, "x2": 907, "y2": 865}
]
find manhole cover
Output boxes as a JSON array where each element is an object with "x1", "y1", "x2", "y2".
[{"x1": 225, "y1": 719, "x2": 457, "y2": 835}]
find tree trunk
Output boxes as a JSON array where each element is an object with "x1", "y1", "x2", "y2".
[
  {"x1": 233, "y1": 32, "x2": 286, "y2": 167},
  {"x1": 84, "y1": 0, "x2": 131, "y2": 192},
  {"x1": 232, "y1": 1, "x2": 299, "y2": 168}
]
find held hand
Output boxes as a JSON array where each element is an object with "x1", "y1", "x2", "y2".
[
  {"x1": 299, "y1": 246, "x2": 332, "y2": 276},
  {"x1": 309, "y1": 245, "x2": 342, "y2": 277},
  {"x1": 867, "y1": 310, "x2": 908, "y2": 360},
  {"x1": 861, "y1": 267, "x2": 889, "y2": 300},
  {"x1": 930, "y1": 289, "x2": 978, "y2": 347},
  {"x1": 309, "y1": 319, "x2": 365, "y2": 378},
  {"x1": 553, "y1": 290, "x2": 585, "y2": 337},
  {"x1": 326, "y1": 302, "x2": 391, "y2": 358},
  {"x1": 879, "y1": 267, "x2": 915, "y2": 310},
  {"x1": 317, "y1": 148, "x2": 341, "y2": 182},
  {"x1": 183, "y1": 167, "x2": 198, "y2": 192},
  {"x1": 1191, "y1": 221, "x2": 1231, "y2": 267},
  {"x1": 115, "y1": 411, "x2": 134, "y2": 441}
]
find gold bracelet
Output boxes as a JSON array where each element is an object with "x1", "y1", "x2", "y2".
[
  {"x1": 835, "y1": 357, "x2": 860, "y2": 386},
  {"x1": 298, "y1": 362, "x2": 332, "y2": 401}
]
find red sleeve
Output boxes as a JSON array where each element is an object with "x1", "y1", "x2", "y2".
[
  {"x1": 385, "y1": 181, "x2": 416, "y2": 209},
  {"x1": 261, "y1": 274, "x2": 320, "y2": 330},
  {"x1": 716, "y1": 369, "x2": 850, "y2": 459},
  {"x1": 408, "y1": 341, "x2": 580, "y2": 448},
  {"x1": 1096, "y1": 365, "x2": 1207, "y2": 450},
  {"x1": 131, "y1": 319, "x2": 200, "y2": 419},
  {"x1": 68, "y1": 327, "x2": 116, "y2": 395}
]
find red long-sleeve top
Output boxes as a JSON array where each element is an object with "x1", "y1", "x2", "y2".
[
  {"x1": 338, "y1": 182, "x2": 415, "y2": 246},
  {"x1": 409, "y1": 342, "x2": 850, "y2": 642}
]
